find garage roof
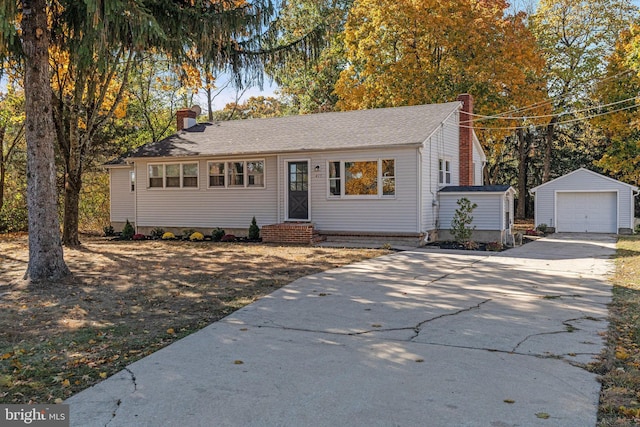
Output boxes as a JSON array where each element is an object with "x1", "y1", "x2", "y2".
[{"x1": 530, "y1": 168, "x2": 638, "y2": 193}]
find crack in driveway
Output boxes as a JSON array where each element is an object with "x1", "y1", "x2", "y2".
[{"x1": 105, "y1": 368, "x2": 137, "y2": 427}]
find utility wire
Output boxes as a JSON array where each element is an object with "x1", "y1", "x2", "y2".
[
  {"x1": 453, "y1": 101, "x2": 639, "y2": 131},
  {"x1": 463, "y1": 69, "x2": 636, "y2": 122},
  {"x1": 467, "y1": 96, "x2": 638, "y2": 122}
]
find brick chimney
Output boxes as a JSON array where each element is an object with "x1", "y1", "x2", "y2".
[
  {"x1": 457, "y1": 93, "x2": 474, "y2": 186},
  {"x1": 176, "y1": 108, "x2": 197, "y2": 131}
]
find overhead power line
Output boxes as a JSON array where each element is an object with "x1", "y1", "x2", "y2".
[{"x1": 453, "y1": 101, "x2": 639, "y2": 131}]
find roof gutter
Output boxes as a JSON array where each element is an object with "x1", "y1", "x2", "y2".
[{"x1": 122, "y1": 142, "x2": 426, "y2": 163}]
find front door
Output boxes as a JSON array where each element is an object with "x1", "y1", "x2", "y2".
[{"x1": 287, "y1": 161, "x2": 309, "y2": 220}]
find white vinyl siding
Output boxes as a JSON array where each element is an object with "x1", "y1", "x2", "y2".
[
  {"x1": 532, "y1": 169, "x2": 636, "y2": 232},
  {"x1": 438, "y1": 193, "x2": 507, "y2": 231},
  {"x1": 135, "y1": 157, "x2": 277, "y2": 229},
  {"x1": 421, "y1": 117, "x2": 459, "y2": 232},
  {"x1": 280, "y1": 148, "x2": 419, "y2": 233},
  {"x1": 109, "y1": 167, "x2": 135, "y2": 222}
]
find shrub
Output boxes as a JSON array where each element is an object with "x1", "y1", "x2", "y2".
[
  {"x1": 248, "y1": 216, "x2": 260, "y2": 240},
  {"x1": 486, "y1": 241, "x2": 503, "y2": 251},
  {"x1": 450, "y1": 197, "x2": 477, "y2": 244},
  {"x1": 190, "y1": 232, "x2": 204, "y2": 241},
  {"x1": 182, "y1": 229, "x2": 197, "y2": 240},
  {"x1": 121, "y1": 220, "x2": 135, "y2": 240},
  {"x1": 132, "y1": 233, "x2": 146, "y2": 241},
  {"x1": 150, "y1": 227, "x2": 165, "y2": 239},
  {"x1": 221, "y1": 234, "x2": 236, "y2": 242},
  {"x1": 536, "y1": 223, "x2": 548, "y2": 234},
  {"x1": 463, "y1": 240, "x2": 479, "y2": 250},
  {"x1": 103, "y1": 225, "x2": 115, "y2": 237},
  {"x1": 211, "y1": 227, "x2": 225, "y2": 242},
  {"x1": 161, "y1": 232, "x2": 176, "y2": 240},
  {"x1": 635, "y1": 223, "x2": 640, "y2": 234}
]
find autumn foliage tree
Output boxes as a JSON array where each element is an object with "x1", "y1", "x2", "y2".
[
  {"x1": 591, "y1": 28, "x2": 640, "y2": 186},
  {"x1": 335, "y1": 0, "x2": 546, "y2": 117}
]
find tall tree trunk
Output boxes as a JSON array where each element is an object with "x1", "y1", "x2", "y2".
[
  {"x1": 62, "y1": 170, "x2": 82, "y2": 246},
  {"x1": 516, "y1": 129, "x2": 529, "y2": 219},
  {"x1": 61, "y1": 106, "x2": 82, "y2": 246},
  {"x1": 543, "y1": 116, "x2": 557, "y2": 183},
  {"x1": 21, "y1": 0, "x2": 70, "y2": 281},
  {"x1": 0, "y1": 126, "x2": 6, "y2": 213}
]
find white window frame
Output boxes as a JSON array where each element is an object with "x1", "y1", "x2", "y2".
[
  {"x1": 130, "y1": 170, "x2": 136, "y2": 192},
  {"x1": 147, "y1": 162, "x2": 200, "y2": 189},
  {"x1": 439, "y1": 158, "x2": 451, "y2": 185},
  {"x1": 206, "y1": 159, "x2": 266, "y2": 189},
  {"x1": 208, "y1": 161, "x2": 226, "y2": 188},
  {"x1": 326, "y1": 158, "x2": 396, "y2": 199}
]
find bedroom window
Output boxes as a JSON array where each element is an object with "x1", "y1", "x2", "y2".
[
  {"x1": 439, "y1": 159, "x2": 451, "y2": 185},
  {"x1": 228, "y1": 162, "x2": 245, "y2": 187},
  {"x1": 209, "y1": 162, "x2": 225, "y2": 187},
  {"x1": 328, "y1": 159, "x2": 395, "y2": 198},
  {"x1": 165, "y1": 164, "x2": 181, "y2": 188},
  {"x1": 148, "y1": 163, "x2": 199, "y2": 188},
  {"x1": 182, "y1": 163, "x2": 198, "y2": 187},
  {"x1": 149, "y1": 165, "x2": 163, "y2": 188},
  {"x1": 207, "y1": 160, "x2": 265, "y2": 188},
  {"x1": 247, "y1": 161, "x2": 264, "y2": 187}
]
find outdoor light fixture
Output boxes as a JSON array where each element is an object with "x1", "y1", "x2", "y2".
[{"x1": 314, "y1": 165, "x2": 320, "y2": 171}]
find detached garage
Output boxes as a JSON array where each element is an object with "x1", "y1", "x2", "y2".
[{"x1": 530, "y1": 168, "x2": 638, "y2": 234}]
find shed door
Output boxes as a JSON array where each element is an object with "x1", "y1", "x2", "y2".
[{"x1": 556, "y1": 192, "x2": 617, "y2": 233}]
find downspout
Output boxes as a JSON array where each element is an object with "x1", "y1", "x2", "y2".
[
  {"x1": 277, "y1": 155, "x2": 281, "y2": 223},
  {"x1": 132, "y1": 161, "x2": 138, "y2": 234},
  {"x1": 417, "y1": 146, "x2": 423, "y2": 240}
]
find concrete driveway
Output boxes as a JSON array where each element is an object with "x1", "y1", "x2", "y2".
[{"x1": 68, "y1": 233, "x2": 616, "y2": 426}]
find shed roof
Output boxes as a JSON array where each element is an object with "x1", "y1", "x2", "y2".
[
  {"x1": 439, "y1": 185, "x2": 513, "y2": 193},
  {"x1": 115, "y1": 101, "x2": 461, "y2": 162}
]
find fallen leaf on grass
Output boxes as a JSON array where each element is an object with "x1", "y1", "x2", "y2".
[
  {"x1": 99, "y1": 372, "x2": 107, "y2": 379},
  {"x1": 61, "y1": 379, "x2": 70, "y2": 387},
  {"x1": 166, "y1": 328, "x2": 175, "y2": 335}
]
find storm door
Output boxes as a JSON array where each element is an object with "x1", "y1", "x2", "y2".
[{"x1": 287, "y1": 161, "x2": 309, "y2": 220}]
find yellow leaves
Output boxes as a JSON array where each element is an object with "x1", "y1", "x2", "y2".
[
  {"x1": 617, "y1": 348, "x2": 631, "y2": 361},
  {"x1": 336, "y1": 0, "x2": 546, "y2": 121},
  {"x1": 99, "y1": 372, "x2": 107, "y2": 379},
  {"x1": 61, "y1": 379, "x2": 71, "y2": 387},
  {"x1": 166, "y1": 328, "x2": 175, "y2": 335}
]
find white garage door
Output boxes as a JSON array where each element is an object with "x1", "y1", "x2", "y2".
[{"x1": 557, "y1": 192, "x2": 617, "y2": 233}]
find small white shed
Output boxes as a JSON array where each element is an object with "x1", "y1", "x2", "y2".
[
  {"x1": 529, "y1": 168, "x2": 638, "y2": 234},
  {"x1": 438, "y1": 185, "x2": 516, "y2": 244}
]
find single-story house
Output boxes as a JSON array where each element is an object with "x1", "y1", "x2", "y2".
[
  {"x1": 106, "y1": 94, "x2": 514, "y2": 245},
  {"x1": 529, "y1": 168, "x2": 639, "y2": 234}
]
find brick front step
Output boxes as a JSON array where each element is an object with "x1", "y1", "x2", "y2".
[{"x1": 261, "y1": 223, "x2": 315, "y2": 245}]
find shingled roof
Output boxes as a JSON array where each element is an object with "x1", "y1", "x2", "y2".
[{"x1": 119, "y1": 101, "x2": 461, "y2": 161}]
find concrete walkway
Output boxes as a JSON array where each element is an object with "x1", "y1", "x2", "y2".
[{"x1": 67, "y1": 233, "x2": 616, "y2": 427}]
